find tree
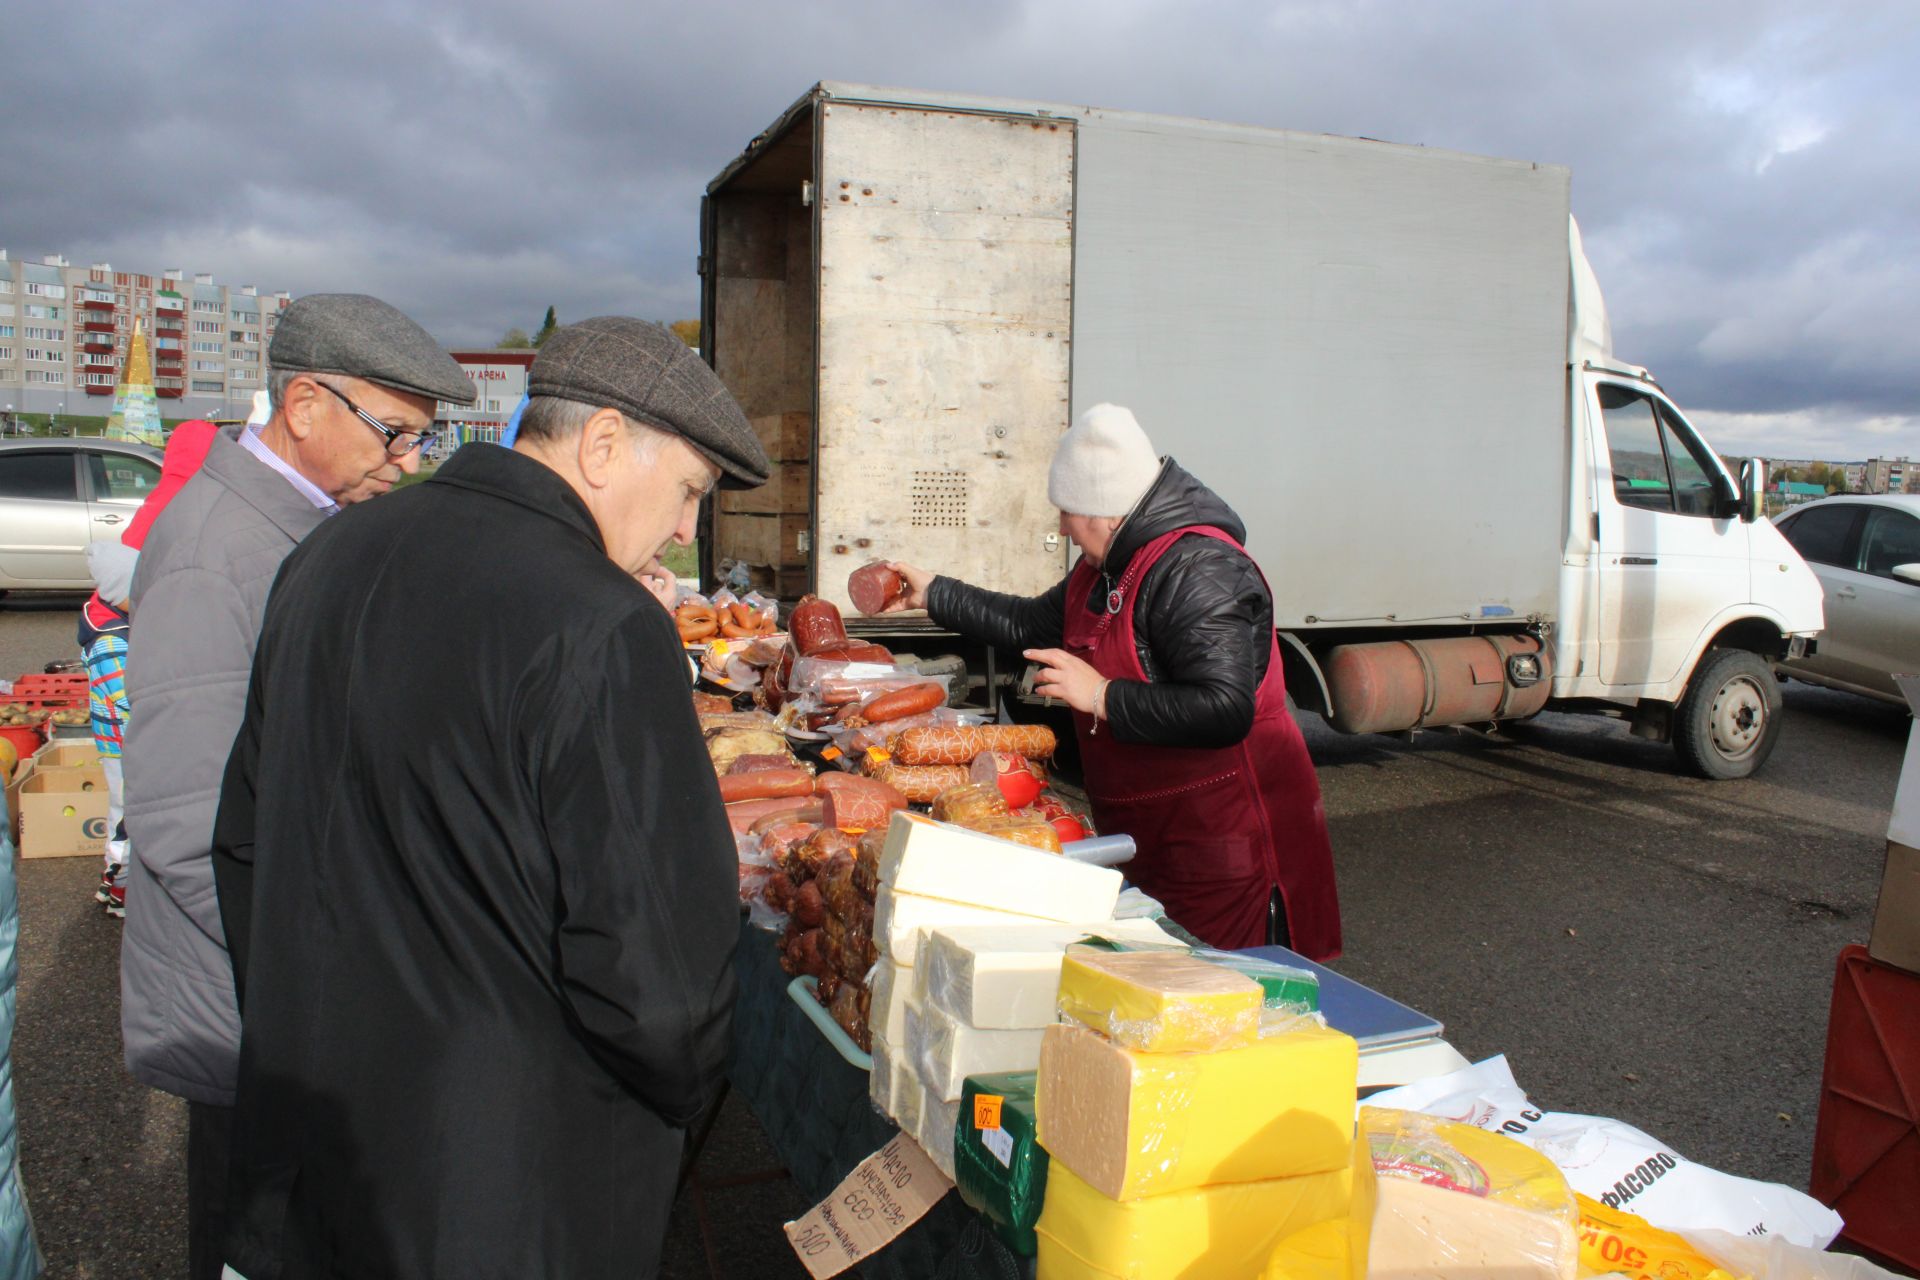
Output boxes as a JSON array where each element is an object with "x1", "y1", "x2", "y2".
[
  {"x1": 532, "y1": 306, "x2": 559, "y2": 348},
  {"x1": 669, "y1": 319, "x2": 701, "y2": 349},
  {"x1": 499, "y1": 327, "x2": 532, "y2": 349}
]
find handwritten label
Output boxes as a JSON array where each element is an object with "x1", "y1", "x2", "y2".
[
  {"x1": 973, "y1": 1095, "x2": 1003, "y2": 1131},
  {"x1": 981, "y1": 1125, "x2": 1015, "y2": 1168},
  {"x1": 784, "y1": 1133, "x2": 952, "y2": 1278}
]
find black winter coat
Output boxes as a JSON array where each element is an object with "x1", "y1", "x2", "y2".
[
  {"x1": 929, "y1": 460, "x2": 1273, "y2": 748},
  {"x1": 212, "y1": 444, "x2": 738, "y2": 1280}
]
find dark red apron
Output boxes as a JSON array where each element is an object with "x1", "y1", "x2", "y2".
[{"x1": 1063, "y1": 525, "x2": 1342, "y2": 958}]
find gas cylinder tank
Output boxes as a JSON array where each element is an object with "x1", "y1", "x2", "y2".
[{"x1": 1323, "y1": 634, "x2": 1551, "y2": 735}]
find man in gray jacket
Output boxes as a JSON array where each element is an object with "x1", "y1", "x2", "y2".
[{"x1": 121, "y1": 293, "x2": 474, "y2": 1279}]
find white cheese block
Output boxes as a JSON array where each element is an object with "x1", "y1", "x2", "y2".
[
  {"x1": 869, "y1": 1035, "x2": 900, "y2": 1118},
  {"x1": 919, "y1": 920, "x2": 1182, "y2": 1030},
  {"x1": 913, "y1": 1086, "x2": 961, "y2": 1182},
  {"x1": 878, "y1": 811, "x2": 1122, "y2": 923},
  {"x1": 875, "y1": 888, "x2": 1051, "y2": 967},
  {"x1": 870, "y1": 959, "x2": 911, "y2": 1046},
  {"x1": 907, "y1": 998, "x2": 1048, "y2": 1102},
  {"x1": 1368, "y1": 1179, "x2": 1576, "y2": 1280}
]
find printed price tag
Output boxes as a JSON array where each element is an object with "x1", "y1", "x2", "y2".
[
  {"x1": 981, "y1": 1125, "x2": 1015, "y2": 1168},
  {"x1": 821, "y1": 746, "x2": 843, "y2": 761},
  {"x1": 866, "y1": 747, "x2": 892, "y2": 765},
  {"x1": 783, "y1": 1133, "x2": 952, "y2": 1278},
  {"x1": 973, "y1": 1095, "x2": 1003, "y2": 1131}
]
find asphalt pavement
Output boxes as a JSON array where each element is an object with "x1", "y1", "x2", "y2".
[{"x1": 0, "y1": 592, "x2": 1905, "y2": 1277}]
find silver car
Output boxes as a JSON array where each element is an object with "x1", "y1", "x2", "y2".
[
  {"x1": 1774, "y1": 493, "x2": 1920, "y2": 704},
  {"x1": 0, "y1": 438, "x2": 165, "y2": 594}
]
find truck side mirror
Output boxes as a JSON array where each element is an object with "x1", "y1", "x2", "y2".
[
  {"x1": 1737, "y1": 458, "x2": 1766, "y2": 523},
  {"x1": 1893, "y1": 564, "x2": 1920, "y2": 586}
]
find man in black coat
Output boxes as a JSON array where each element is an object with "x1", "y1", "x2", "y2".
[{"x1": 211, "y1": 318, "x2": 769, "y2": 1279}]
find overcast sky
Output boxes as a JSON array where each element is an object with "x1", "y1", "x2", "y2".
[{"x1": 5, "y1": 1, "x2": 1915, "y2": 460}]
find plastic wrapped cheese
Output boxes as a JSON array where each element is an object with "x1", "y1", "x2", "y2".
[
  {"x1": 1075, "y1": 934, "x2": 1321, "y2": 1016},
  {"x1": 1354, "y1": 1106, "x2": 1578, "y2": 1280},
  {"x1": 1036, "y1": 1021, "x2": 1357, "y2": 1201},
  {"x1": 1056, "y1": 945, "x2": 1262, "y2": 1052},
  {"x1": 1037, "y1": 1159, "x2": 1353, "y2": 1280},
  {"x1": 917, "y1": 920, "x2": 1182, "y2": 1030},
  {"x1": 1261, "y1": 1219, "x2": 1355, "y2": 1280},
  {"x1": 877, "y1": 811, "x2": 1122, "y2": 924},
  {"x1": 954, "y1": 1071, "x2": 1048, "y2": 1257},
  {"x1": 906, "y1": 998, "x2": 1045, "y2": 1102}
]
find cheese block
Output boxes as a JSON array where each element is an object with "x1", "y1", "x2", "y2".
[
  {"x1": 913, "y1": 1086, "x2": 960, "y2": 1182},
  {"x1": 954, "y1": 1071, "x2": 1048, "y2": 1257},
  {"x1": 920, "y1": 920, "x2": 1181, "y2": 1029},
  {"x1": 1354, "y1": 1107, "x2": 1578, "y2": 1280},
  {"x1": 869, "y1": 1035, "x2": 900, "y2": 1117},
  {"x1": 907, "y1": 998, "x2": 1046, "y2": 1102},
  {"x1": 1037, "y1": 1159, "x2": 1352, "y2": 1280},
  {"x1": 871, "y1": 958, "x2": 911, "y2": 1044},
  {"x1": 1036, "y1": 1021, "x2": 1357, "y2": 1200},
  {"x1": 875, "y1": 889, "x2": 1052, "y2": 966},
  {"x1": 1056, "y1": 945, "x2": 1262, "y2": 1052},
  {"x1": 878, "y1": 810, "x2": 1122, "y2": 923},
  {"x1": 894, "y1": 1057, "x2": 924, "y2": 1138},
  {"x1": 1261, "y1": 1219, "x2": 1354, "y2": 1280}
]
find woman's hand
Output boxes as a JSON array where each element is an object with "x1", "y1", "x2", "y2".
[
  {"x1": 637, "y1": 566, "x2": 676, "y2": 612},
  {"x1": 1024, "y1": 647, "x2": 1108, "y2": 716},
  {"x1": 883, "y1": 562, "x2": 936, "y2": 611}
]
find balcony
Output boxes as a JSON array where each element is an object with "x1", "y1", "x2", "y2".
[
  {"x1": 155, "y1": 323, "x2": 184, "y2": 337},
  {"x1": 80, "y1": 297, "x2": 114, "y2": 312},
  {"x1": 84, "y1": 384, "x2": 112, "y2": 396},
  {"x1": 157, "y1": 387, "x2": 184, "y2": 399},
  {"x1": 155, "y1": 296, "x2": 185, "y2": 313},
  {"x1": 83, "y1": 341, "x2": 112, "y2": 354},
  {"x1": 83, "y1": 358, "x2": 115, "y2": 372},
  {"x1": 82, "y1": 321, "x2": 114, "y2": 334}
]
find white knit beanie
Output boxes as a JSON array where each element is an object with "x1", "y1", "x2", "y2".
[{"x1": 1048, "y1": 403, "x2": 1162, "y2": 517}]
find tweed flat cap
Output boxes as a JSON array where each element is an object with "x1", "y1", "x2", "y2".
[
  {"x1": 269, "y1": 293, "x2": 476, "y2": 406},
  {"x1": 528, "y1": 317, "x2": 768, "y2": 488}
]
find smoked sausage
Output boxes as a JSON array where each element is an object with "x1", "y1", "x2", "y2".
[
  {"x1": 718, "y1": 768, "x2": 815, "y2": 803},
  {"x1": 891, "y1": 724, "x2": 1058, "y2": 766},
  {"x1": 858, "y1": 682, "x2": 946, "y2": 723},
  {"x1": 848, "y1": 563, "x2": 905, "y2": 616}
]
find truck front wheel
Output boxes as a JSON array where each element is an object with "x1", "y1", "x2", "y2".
[{"x1": 1672, "y1": 649, "x2": 1783, "y2": 780}]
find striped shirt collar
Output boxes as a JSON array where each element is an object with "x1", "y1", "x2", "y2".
[{"x1": 239, "y1": 423, "x2": 339, "y2": 515}]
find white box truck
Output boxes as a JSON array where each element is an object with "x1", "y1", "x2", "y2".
[{"x1": 699, "y1": 83, "x2": 1823, "y2": 779}]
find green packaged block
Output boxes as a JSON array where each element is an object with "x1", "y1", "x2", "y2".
[{"x1": 953, "y1": 1070, "x2": 1048, "y2": 1257}]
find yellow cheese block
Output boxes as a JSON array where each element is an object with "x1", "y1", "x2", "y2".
[
  {"x1": 1036, "y1": 1021, "x2": 1357, "y2": 1200},
  {"x1": 1056, "y1": 946, "x2": 1262, "y2": 1053},
  {"x1": 1261, "y1": 1218, "x2": 1355, "y2": 1280},
  {"x1": 1354, "y1": 1107, "x2": 1578, "y2": 1280},
  {"x1": 1036, "y1": 1159, "x2": 1352, "y2": 1280}
]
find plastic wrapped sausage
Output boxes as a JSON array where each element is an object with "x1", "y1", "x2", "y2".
[
  {"x1": 727, "y1": 753, "x2": 799, "y2": 775},
  {"x1": 788, "y1": 595, "x2": 850, "y2": 657},
  {"x1": 931, "y1": 783, "x2": 1011, "y2": 828},
  {"x1": 848, "y1": 563, "x2": 906, "y2": 616},
  {"x1": 892, "y1": 723, "x2": 1059, "y2": 766},
  {"x1": 822, "y1": 784, "x2": 907, "y2": 833},
  {"x1": 858, "y1": 682, "x2": 946, "y2": 723},
  {"x1": 870, "y1": 761, "x2": 973, "y2": 803},
  {"x1": 717, "y1": 768, "x2": 814, "y2": 803}
]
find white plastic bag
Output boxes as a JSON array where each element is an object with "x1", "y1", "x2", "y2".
[{"x1": 1367, "y1": 1056, "x2": 1843, "y2": 1249}]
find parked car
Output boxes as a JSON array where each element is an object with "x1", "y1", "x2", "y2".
[
  {"x1": 0, "y1": 438, "x2": 164, "y2": 594},
  {"x1": 1774, "y1": 494, "x2": 1920, "y2": 704}
]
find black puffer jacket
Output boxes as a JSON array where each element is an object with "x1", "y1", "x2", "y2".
[{"x1": 929, "y1": 459, "x2": 1273, "y2": 749}]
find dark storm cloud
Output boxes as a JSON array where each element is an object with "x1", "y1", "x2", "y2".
[{"x1": 3, "y1": 0, "x2": 1914, "y2": 454}]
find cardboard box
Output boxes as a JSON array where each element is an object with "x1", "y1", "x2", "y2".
[
  {"x1": 1872, "y1": 676, "x2": 1920, "y2": 973},
  {"x1": 14, "y1": 755, "x2": 107, "y2": 859}
]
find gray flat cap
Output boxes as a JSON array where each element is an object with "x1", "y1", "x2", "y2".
[
  {"x1": 528, "y1": 317, "x2": 768, "y2": 488},
  {"x1": 268, "y1": 293, "x2": 476, "y2": 406}
]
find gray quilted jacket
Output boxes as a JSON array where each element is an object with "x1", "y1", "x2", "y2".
[{"x1": 121, "y1": 427, "x2": 328, "y2": 1105}]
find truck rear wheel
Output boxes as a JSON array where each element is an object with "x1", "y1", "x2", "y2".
[{"x1": 1672, "y1": 649, "x2": 1782, "y2": 780}]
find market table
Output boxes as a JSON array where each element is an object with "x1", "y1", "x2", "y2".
[{"x1": 715, "y1": 918, "x2": 1465, "y2": 1279}]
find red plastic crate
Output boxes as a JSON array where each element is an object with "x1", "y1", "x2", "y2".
[{"x1": 1811, "y1": 945, "x2": 1920, "y2": 1270}]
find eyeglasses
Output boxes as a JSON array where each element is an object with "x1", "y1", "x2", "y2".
[{"x1": 316, "y1": 381, "x2": 438, "y2": 458}]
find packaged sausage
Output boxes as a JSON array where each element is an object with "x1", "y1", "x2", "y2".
[
  {"x1": 787, "y1": 595, "x2": 850, "y2": 656},
  {"x1": 970, "y1": 751, "x2": 1047, "y2": 808},
  {"x1": 893, "y1": 724, "x2": 1059, "y2": 766},
  {"x1": 931, "y1": 782, "x2": 1011, "y2": 828},
  {"x1": 848, "y1": 562, "x2": 906, "y2": 616},
  {"x1": 870, "y1": 761, "x2": 974, "y2": 803},
  {"x1": 973, "y1": 815, "x2": 1065, "y2": 854}
]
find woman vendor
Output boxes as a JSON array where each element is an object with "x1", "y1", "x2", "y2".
[{"x1": 885, "y1": 404, "x2": 1341, "y2": 957}]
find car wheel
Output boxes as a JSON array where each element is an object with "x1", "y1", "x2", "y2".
[{"x1": 1673, "y1": 648, "x2": 1783, "y2": 780}]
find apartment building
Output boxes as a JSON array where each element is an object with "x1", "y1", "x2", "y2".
[
  {"x1": 0, "y1": 248, "x2": 290, "y2": 423},
  {"x1": 1865, "y1": 457, "x2": 1917, "y2": 495}
]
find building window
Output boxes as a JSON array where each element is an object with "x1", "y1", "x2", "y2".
[
  {"x1": 0, "y1": 327, "x2": 11, "y2": 339},
  {"x1": 25, "y1": 370, "x2": 64, "y2": 384},
  {"x1": 0, "y1": 281, "x2": 12, "y2": 294},
  {"x1": 193, "y1": 320, "x2": 220, "y2": 334},
  {"x1": 192, "y1": 340, "x2": 220, "y2": 353},
  {"x1": 24, "y1": 283, "x2": 65, "y2": 299},
  {"x1": 192, "y1": 360, "x2": 222, "y2": 373},
  {"x1": 0, "y1": 348, "x2": 11, "y2": 361},
  {"x1": 24, "y1": 349, "x2": 63, "y2": 363},
  {"x1": 22, "y1": 304, "x2": 60, "y2": 320},
  {"x1": 192, "y1": 379, "x2": 222, "y2": 393},
  {"x1": 0, "y1": 305, "x2": 12, "y2": 317},
  {"x1": 24, "y1": 327, "x2": 62, "y2": 342},
  {"x1": 193, "y1": 299, "x2": 221, "y2": 313}
]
